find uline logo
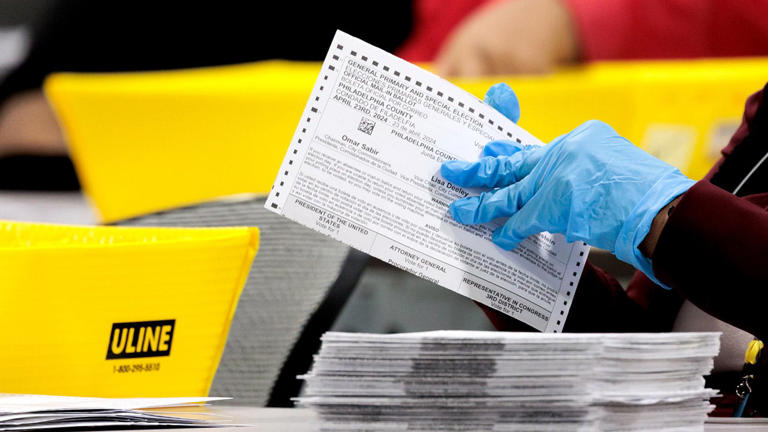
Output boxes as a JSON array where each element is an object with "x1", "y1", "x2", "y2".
[{"x1": 106, "y1": 320, "x2": 175, "y2": 359}]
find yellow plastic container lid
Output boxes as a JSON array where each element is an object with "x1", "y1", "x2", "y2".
[
  {"x1": 45, "y1": 62, "x2": 318, "y2": 223},
  {"x1": 45, "y1": 58, "x2": 768, "y2": 223},
  {"x1": 454, "y1": 57, "x2": 768, "y2": 180},
  {"x1": 0, "y1": 221, "x2": 259, "y2": 397}
]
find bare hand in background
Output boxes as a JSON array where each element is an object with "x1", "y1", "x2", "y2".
[
  {"x1": 0, "y1": 90, "x2": 66, "y2": 156},
  {"x1": 435, "y1": 0, "x2": 580, "y2": 77}
]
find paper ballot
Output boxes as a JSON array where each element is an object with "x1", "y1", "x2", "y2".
[
  {"x1": 298, "y1": 331, "x2": 721, "y2": 431},
  {"x1": 0, "y1": 395, "x2": 229, "y2": 430},
  {"x1": 266, "y1": 31, "x2": 590, "y2": 332}
]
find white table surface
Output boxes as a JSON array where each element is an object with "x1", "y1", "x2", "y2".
[
  {"x1": 121, "y1": 406, "x2": 768, "y2": 431},
  {"x1": 148, "y1": 407, "x2": 317, "y2": 432},
  {"x1": 0, "y1": 191, "x2": 96, "y2": 225}
]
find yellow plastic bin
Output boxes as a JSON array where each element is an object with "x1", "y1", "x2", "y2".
[
  {"x1": 44, "y1": 58, "x2": 768, "y2": 223},
  {"x1": 454, "y1": 57, "x2": 768, "y2": 179},
  {"x1": 0, "y1": 221, "x2": 259, "y2": 397},
  {"x1": 45, "y1": 62, "x2": 318, "y2": 223},
  {"x1": 44, "y1": 64, "x2": 354, "y2": 405}
]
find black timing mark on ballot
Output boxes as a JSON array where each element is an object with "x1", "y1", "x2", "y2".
[
  {"x1": 270, "y1": 35, "x2": 532, "y2": 214},
  {"x1": 269, "y1": 34, "x2": 588, "y2": 332},
  {"x1": 106, "y1": 319, "x2": 175, "y2": 359},
  {"x1": 332, "y1": 35, "x2": 525, "y2": 146}
]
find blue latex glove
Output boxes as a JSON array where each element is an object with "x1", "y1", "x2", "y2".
[{"x1": 441, "y1": 83, "x2": 695, "y2": 287}]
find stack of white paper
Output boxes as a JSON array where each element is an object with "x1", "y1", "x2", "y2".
[
  {"x1": 297, "y1": 331, "x2": 720, "y2": 431},
  {"x1": 592, "y1": 333, "x2": 720, "y2": 431},
  {"x1": 0, "y1": 395, "x2": 229, "y2": 430}
]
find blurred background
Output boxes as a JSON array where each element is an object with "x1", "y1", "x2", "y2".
[
  {"x1": 2, "y1": 0, "x2": 768, "y2": 407},
  {"x1": 0, "y1": 0, "x2": 493, "y2": 335}
]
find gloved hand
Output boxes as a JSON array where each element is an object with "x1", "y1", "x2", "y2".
[{"x1": 441, "y1": 83, "x2": 695, "y2": 287}]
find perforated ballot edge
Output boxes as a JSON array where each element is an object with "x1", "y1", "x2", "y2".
[{"x1": 265, "y1": 31, "x2": 589, "y2": 332}]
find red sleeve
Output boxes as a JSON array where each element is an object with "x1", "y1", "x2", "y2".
[
  {"x1": 652, "y1": 181, "x2": 768, "y2": 340},
  {"x1": 562, "y1": 0, "x2": 768, "y2": 60},
  {"x1": 624, "y1": 88, "x2": 766, "y2": 329},
  {"x1": 397, "y1": 0, "x2": 495, "y2": 62}
]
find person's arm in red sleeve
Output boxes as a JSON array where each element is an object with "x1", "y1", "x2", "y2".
[
  {"x1": 630, "y1": 86, "x2": 768, "y2": 341},
  {"x1": 563, "y1": 0, "x2": 768, "y2": 61},
  {"x1": 426, "y1": 0, "x2": 768, "y2": 76},
  {"x1": 643, "y1": 181, "x2": 768, "y2": 341}
]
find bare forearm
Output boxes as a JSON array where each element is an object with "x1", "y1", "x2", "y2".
[
  {"x1": 639, "y1": 195, "x2": 683, "y2": 258},
  {"x1": 0, "y1": 90, "x2": 66, "y2": 156}
]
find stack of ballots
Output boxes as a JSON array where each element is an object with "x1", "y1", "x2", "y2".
[{"x1": 298, "y1": 331, "x2": 721, "y2": 431}]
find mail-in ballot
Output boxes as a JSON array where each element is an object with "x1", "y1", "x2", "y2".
[{"x1": 0, "y1": 221, "x2": 258, "y2": 397}]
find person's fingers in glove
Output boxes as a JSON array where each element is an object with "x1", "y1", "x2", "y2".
[
  {"x1": 491, "y1": 193, "x2": 563, "y2": 250},
  {"x1": 441, "y1": 116, "x2": 695, "y2": 288},
  {"x1": 441, "y1": 145, "x2": 543, "y2": 189},
  {"x1": 484, "y1": 83, "x2": 521, "y2": 123},
  {"x1": 449, "y1": 179, "x2": 534, "y2": 225},
  {"x1": 483, "y1": 140, "x2": 527, "y2": 157},
  {"x1": 439, "y1": 81, "x2": 543, "y2": 188}
]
